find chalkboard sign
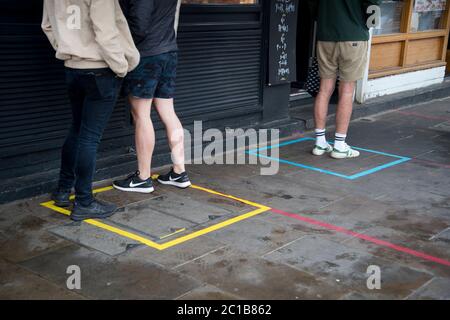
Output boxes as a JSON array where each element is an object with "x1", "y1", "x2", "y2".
[{"x1": 268, "y1": 0, "x2": 299, "y2": 86}]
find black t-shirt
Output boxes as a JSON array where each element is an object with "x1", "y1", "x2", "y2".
[{"x1": 120, "y1": 0, "x2": 178, "y2": 57}]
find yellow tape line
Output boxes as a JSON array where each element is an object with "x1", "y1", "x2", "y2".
[
  {"x1": 159, "y1": 228, "x2": 187, "y2": 240},
  {"x1": 68, "y1": 186, "x2": 114, "y2": 201},
  {"x1": 40, "y1": 182, "x2": 271, "y2": 251},
  {"x1": 158, "y1": 206, "x2": 269, "y2": 250},
  {"x1": 41, "y1": 200, "x2": 163, "y2": 249}
]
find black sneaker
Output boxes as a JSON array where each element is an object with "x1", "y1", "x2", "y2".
[
  {"x1": 113, "y1": 171, "x2": 154, "y2": 194},
  {"x1": 51, "y1": 189, "x2": 71, "y2": 208},
  {"x1": 157, "y1": 168, "x2": 191, "y2": 189},
  {"x1": 71, "y1": 199, "x2": 117, "y2": 222}
]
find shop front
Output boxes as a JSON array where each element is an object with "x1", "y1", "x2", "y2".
[
  {"x1": 364, "y1": 0, "x2": 450, "y2": 99},
  {"x1": 0, "y1": 0, "x2": 299, "y2": 202}
]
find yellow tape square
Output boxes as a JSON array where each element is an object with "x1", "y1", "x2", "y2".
[{"x1": 40, "y1": 182, "x2": 271, "y2": 251}]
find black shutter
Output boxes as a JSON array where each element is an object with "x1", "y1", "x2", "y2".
[
  {"x1": 0, "y1": 1, "x2": 133, "y2": 159},
  {"x1": 0, "y1": 2, "x2": 264, "y2": 189},
  {"x1": 176, "y1": 30, "x2": 262, "y2": 120},
  {"x1": 174, "y1": 5, "x2": 263, "y2": 124}
]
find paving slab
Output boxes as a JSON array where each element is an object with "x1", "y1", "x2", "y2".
[
  {"x1": 341, "y1": 226, "x2": 450, "y2": 278},
  {"x1": 188, "y1": 164, "x2": 262, "y2": 180},
  {"x1": 364, "y1": 209, "x2": 449, "y2": 243},
  {"x1": 407, "y1": 278, "x2": 450, "y2": 300},
  {"x1": 266, "y1": 194, "x2": 395, "y2": 231},
  {"x1": 349, "y1": 112, "x2": 449, "y2": 158},
  {"x1": 255, "y1": 213, "x2": 350, "y2": 243},
  {"x1": 0, "y1": 209, "x2": 71, "y2": 263},
  {"x1": 289, "y1": 159, "x2": 448, "y2": 210},
  {"x1": 205, "y1": 217, "x2": 307, "y2": 256},
  {"x1": 376, "y1": 192, "x2": 450, "y2": 222},
  {"x1": 0, "y1": 258, "x2": 84, "y2": 300},
  {"x1": 264, "y1": 236, "x2": 433, "y2": 299},
  {"x1": 202, "y1": 172, "x2": 346, "y2": 214},
  {"x1": 20, "y1": 245, "x2": 201, "y2": 300},
  {"x1": 176, "y1": 284, "x2": 242, "y2": 300},
  {"x1": 176, "y1": 246, "x2": 350, "y2": 300},
  {"x1": 49, "y1": 222, "x2": 140, "y2": 256},
  {"x1": 126, "y1": 235, "x2": 226, "y2": 269},
  {"x1": 116, "y1": 190, "x2": 247, "y2": 227},
  {"x1": 95, "y1": 188, "x2": 161, "y2": 208}
]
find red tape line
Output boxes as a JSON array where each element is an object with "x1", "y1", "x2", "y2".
[{"x1": 271, "y1": 208, "x2": 450, "y2": 267}]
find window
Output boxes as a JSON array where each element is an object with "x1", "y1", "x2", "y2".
[
  {"x1": 182, "y1": 0, "x2": 258, "y2": 4},
  {"x1": 411, "y1": 0, "x2": 448, "y2": 32},
  {"x1": 374, "y1": 0, "x2": 406, "y2": 35},
  {"x1": 370, "y1": 0, "x2": 450, "y2": 78}
]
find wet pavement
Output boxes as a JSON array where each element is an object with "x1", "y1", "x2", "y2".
[{"x1": 0, "y1": 97, "x2": 449, "y2": 300}]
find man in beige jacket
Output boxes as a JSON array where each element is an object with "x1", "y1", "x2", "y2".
[{"x1": 42, "y1": 0, "x2": 140, "y2": 221}]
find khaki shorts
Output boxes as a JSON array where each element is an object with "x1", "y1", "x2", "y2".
[{"x1": 317, "y1": 41, "x2": 368, "y2": 82}]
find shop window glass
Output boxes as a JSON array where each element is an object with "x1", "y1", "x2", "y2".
[
  {"x1": 411, "y1": 0, "x2": 448, "y2": 32},
  {"x1": 182, "y1": 0, "x2": 258, "y2": 4},
  {"x1": 373, "y1": 0, "x2": 406, "y2": 35}
]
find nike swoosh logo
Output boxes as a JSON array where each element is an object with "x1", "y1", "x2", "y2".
[
  {"x1": 169, "y1": 176, "x2": 182, "y2": 182},
  {"x1": 130, "y1": 181, "x2": 147, "y2": 188}
]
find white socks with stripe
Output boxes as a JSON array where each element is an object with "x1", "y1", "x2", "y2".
[
  {"x1": 316, "y1": 129, "x2": 350, "y2": 151},
  {"x1": 315, "y1": 129, "x2": 328, "y2": 148},
  {"x1": 334, "y1": 133, "x2": 347, "y2": 151}
]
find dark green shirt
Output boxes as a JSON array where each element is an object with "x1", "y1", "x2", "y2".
[{"x1": 309, "y1": 0, "x2": 381, "y2": 42}]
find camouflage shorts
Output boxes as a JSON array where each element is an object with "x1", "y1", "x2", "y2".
[{"x1": 123, "y1": 51, "x2": 178, "y2": 99}]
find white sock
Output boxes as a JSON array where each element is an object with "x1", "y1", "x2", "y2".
[
  {"x1": 334, "y1": 133, "x2": 347, "y2": 151},
  {"x1": 315, "y1": 129, "x2": 328, "y2": 148}
]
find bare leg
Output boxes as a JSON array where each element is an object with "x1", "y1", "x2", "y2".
[
  {"x1": 314, "y1": 78, "x2": 337, "y2": 130},
  {"x1": 335, "y1": 81, "x2": 356, "y2": 135},
  {"x1": 129, "y1": 96, "x2": 155, "y2": 180},
  {"x1": 154, "y1": 98, "x2": 185, "y2": 174}
]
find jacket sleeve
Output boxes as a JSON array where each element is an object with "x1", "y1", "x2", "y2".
[
  {"x1": 174, "y1": 0, "x2": 182, "y2": 36},
  {"x1": 41, "y1": 0, "x2": 58, "y2": 51},
  {"x1": 90, "y1": 0, "x2": 129, "y2": 77},
  {"x1": 125, "y1": 0, "x2": 154, "y2": 45}
]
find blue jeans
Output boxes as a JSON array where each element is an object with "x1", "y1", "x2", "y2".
[{"x1": 58, "y1": 68, "x2": 122, "y2": 206}]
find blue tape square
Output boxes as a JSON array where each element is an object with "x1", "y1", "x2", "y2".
[{"x1": 247, "y1": 137, "x2": 411, "y2": 180}]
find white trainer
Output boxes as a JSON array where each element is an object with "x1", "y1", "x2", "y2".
[
  {"x1": 312, "y1": 143, "x2": 333, "y2": 156},
  {"x1": 331, "y1": 144, "x2": 360, "y2": 159}
]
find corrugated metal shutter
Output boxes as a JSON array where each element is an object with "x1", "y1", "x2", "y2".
[
  {"x1": 0, "y1": 2, "x2": 263, "y2": 174},
  {"x1": 0, "y1": 32, "x2": 133, "y2": 158},
  {"x1": 176, "y1": 29, "x2": 262, "y2": 120}
]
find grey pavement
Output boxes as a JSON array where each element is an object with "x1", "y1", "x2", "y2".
[{"x1": 1, "y1": 97, "x2": 449, "y2": 300}]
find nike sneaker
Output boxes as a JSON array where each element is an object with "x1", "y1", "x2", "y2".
[
  {"x1": 330, "y1": 144, "x2": 361, "y2": 159},
  {"x1": 157, "y1": 168, "x2": 191, "y2": 189},
  {"x1": 113, "y1": 171, "x2": 155, "y2": 193}
]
